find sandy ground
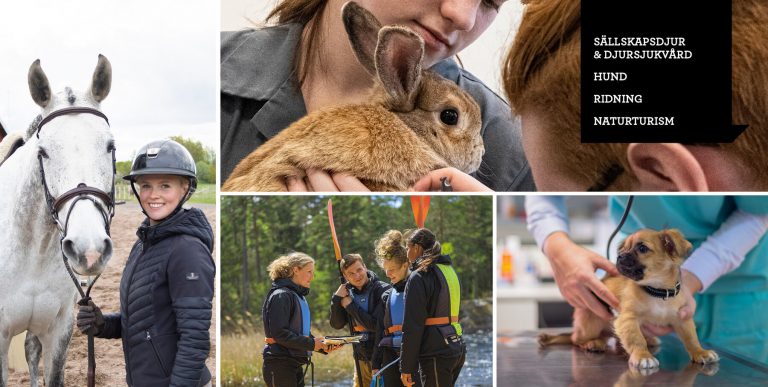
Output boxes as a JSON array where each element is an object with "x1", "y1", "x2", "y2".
[{"x1": 9, "y1": 202, "x2": 217, "y2": 386}]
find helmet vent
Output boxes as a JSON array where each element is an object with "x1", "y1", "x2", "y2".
[{"x1": 146, "y1": 147, "x2": 160, "y2": 158}]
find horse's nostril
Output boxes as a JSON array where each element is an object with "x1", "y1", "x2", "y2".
[
  {"x1": 62, "y1": 239, "x2": 77, "y2": 259},
  {"x1": 102, "y1": 238, "x2": 113, "y2": 259}
]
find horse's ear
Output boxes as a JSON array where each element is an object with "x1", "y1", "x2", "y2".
[
  {"x1": 28, "y1": 59, "x2": 51, "y2": 108},
  {"x1": 90, "y1": 54, "x2": 111, "y2": 103}
]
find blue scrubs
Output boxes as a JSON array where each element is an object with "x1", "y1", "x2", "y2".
[{"x1": 609, "y1": 196, "x2": 768, "y2": 364}]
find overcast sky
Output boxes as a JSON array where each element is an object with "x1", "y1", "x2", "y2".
[{"x1": 0, "y1": 0, "x2": 218, "y2": 161}]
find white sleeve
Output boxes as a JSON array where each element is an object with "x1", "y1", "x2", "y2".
[
  {"x1": 525, "y1": 196, "x2": 570, "y2": 251},
  {"x1": 682, "y1": 209, "x2": 768, "y2": 292}
]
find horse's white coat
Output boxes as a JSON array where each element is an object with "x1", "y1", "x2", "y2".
[{"x1": 0, "y1": 58, "x2": 114, "y2": 387}]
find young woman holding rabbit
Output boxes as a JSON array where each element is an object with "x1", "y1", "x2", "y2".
[
  {"x1": 400, "y1": 228, "x2": 465, "y2": 387},
  {"x1": 372, "y1": 230, "x2": 421, "y2": 386},
  {"x1": 221, "y1": 0, "x2": 532, "y2": 192}
]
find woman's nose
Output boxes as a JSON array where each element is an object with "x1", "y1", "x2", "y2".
[{"x1": 440, "y1": 0, "x2": 479, "y2": 31}]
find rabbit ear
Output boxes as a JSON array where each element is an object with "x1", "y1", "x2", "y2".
[
  {"x1": 342, "y1": 1, "x2": 382, "y2": 75},
  {"x1": 376, "y1": 26, "x2": 424, "y2": 111}
]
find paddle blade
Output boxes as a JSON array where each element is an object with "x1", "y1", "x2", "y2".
[
  {"x1": 328, "y1": 199, "x2": 342, "y2": 261},
  {"x1": 410, "y1": 196, "x2": 431, "y2": 228}
]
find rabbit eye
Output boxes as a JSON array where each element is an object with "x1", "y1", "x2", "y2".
[{"x1": 440, "y1": 109, "x2": 459, "y2": 125}]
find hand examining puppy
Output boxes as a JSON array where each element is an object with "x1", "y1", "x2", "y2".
[
  {"x1": 641, "y1": 269, "x2": 702, "y2": 337},
  {"x1": 543, "y1": 231, "x2": 621, "y2": 321}
]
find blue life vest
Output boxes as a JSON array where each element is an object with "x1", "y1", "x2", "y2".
[
  {"x1": 298, "y1": 294, "x2": 312, "y2": 357},
  {"x1": 350, "y1": 286, "x2": 374, "y2": 339},
  {"x1": 389, "y1": 287, "x2": 405, "y2": 348}
]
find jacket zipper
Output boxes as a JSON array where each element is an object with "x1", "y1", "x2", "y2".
[
  {"x1": 123, "y1": 240, "x2": 148, "y2": 383},
  {"x1": 146, "y1": 330, "x2": 170, "y2": 377}
]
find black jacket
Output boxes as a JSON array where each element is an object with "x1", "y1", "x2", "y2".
[
  {"x1": 99, "y1": 208, "x2": 215, "y2": 387},
  {"x1": 372, "y1": 279, "x2": 406, "y2": 369},
  {"x1": 400, "y1": 255, "x2": 462, "y2": 374},
  {"x1": 329, "y1": 270, "x2": 390, "y2": 361},
  {"x1": 262, "y1": 278, "x2": 316, "y2": 362}
]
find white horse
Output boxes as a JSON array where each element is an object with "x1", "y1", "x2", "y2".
[{"x1": 0, "y1": 55, "x2": 114, "y2": 387}]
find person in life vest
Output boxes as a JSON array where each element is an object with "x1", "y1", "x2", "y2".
[
  {"x1": 372, "y1": 230, "x2": 422, "y2": 387},
  {"x1": 329, "y1": 253, "x2": 391, "y2": 387},
  {"x1": 400, "y1": 228, "x2": 465, "y2": 387},
  {"x1": 263, "y1": 252, "x2": 336, "y2": 387}
]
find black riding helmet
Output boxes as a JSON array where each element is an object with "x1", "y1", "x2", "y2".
[{"x1": 124, "y1": 139, "x2": 197, "y2": 220}]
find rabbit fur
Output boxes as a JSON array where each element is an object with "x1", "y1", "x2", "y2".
[{"x1": 223, "y1": 1, "x2": 484, "y2": 192}]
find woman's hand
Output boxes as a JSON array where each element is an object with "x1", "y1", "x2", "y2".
[
  {"x1": 286, "y1": 169, "x2": 370, "y2": 192},
  {"x1": 544, "y1": 232, "x2": 621, "y2": 321},
  {"x1": 411, "y1": 167, "x2": 492, "y2": 192},
  {"x1": 401, "y1": 373, "x2": 415, "y2": 386},
  {"x1": 641, "y1": 269, "x2": 701, "y2": 336},
  {"x1": 313, "y1": 337, "x2": 326, "y2": 351}
]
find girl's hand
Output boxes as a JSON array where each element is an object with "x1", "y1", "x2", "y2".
[
  {"x1": 401, "y1": 373, "x2": 415, "y2": 386},
  {"x1": 313, "y1": 337, "x2": 325, "y2": 351},
  {"x1": 286, "y1": 169, "x2": 370, "y2": 191},
  {"x1": 411, "y1": 167, "x2": 492, "y2": 192}
]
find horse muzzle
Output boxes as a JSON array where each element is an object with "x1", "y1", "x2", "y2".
[{"x1": 62, "y1": 235, "x2": 113, "y2": 276}]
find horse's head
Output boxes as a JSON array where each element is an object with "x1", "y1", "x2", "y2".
[{"x1": 28, "y1": 55, "x2": 114, "y2": 276}]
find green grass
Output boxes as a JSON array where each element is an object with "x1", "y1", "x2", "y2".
[
  {"x1": 115, "y1": 183, "x2": 216, "y2": 204},
  {"x1": 220, "y1": 327, "x2": 356, "y2": 386}
]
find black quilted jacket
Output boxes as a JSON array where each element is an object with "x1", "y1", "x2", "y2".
[{"x1": 99, "y1": 208, "x2": 215, "y2": 387}]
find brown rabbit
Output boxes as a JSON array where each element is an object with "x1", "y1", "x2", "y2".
[{"x1": 222, "y1": 1, "x2": 484, "y2": 192}]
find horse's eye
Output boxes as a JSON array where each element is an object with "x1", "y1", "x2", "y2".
[
  {"x1": 38, "y1": 147, "x2": 49, "y2": 159},
  {"x1": 440, "y1": 109, "x2": 459, "y2": 125}
]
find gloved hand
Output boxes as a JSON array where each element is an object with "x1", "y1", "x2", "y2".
[{"x1": 77, "y1": 300, "x2": 105, "y2": 336}]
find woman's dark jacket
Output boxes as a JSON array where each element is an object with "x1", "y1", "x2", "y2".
[
  {"x1": 262, "y1": 278, "x2": 315, "y2": 362},
  {"x1": 400, "y1": 255, "x2": 462, "y2": 375},
  {"x1": 99, "y1": 208, "x2": 215, "y2": 387}
]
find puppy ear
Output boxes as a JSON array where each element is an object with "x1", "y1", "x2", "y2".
[{"x1": 660, "y1": 229, "x2": 692, "y2": 258}]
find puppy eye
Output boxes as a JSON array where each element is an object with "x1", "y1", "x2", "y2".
[
  {"x1": 637, "y1": 243, "x2": 649, "y2": 253},
  {"x1": 440, "y1": 109, "x2": 459, "y2": 125}
]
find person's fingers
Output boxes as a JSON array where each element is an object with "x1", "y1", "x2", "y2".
[
  {"x1": 585, "y1": 276, "x2": 621, "y2": 310},
  {"x1": 592, "y1": 256, "x2": 620, "y2": 277},
  {"x1": 678, "y1": 304, "x2": 693, "y2": 320},
  {"x1": 285, "y1": 176, "x2": 308, "y2": 192},
  {"x1": 411, "y1": 174, "x2": 435, "y2": 192},
  {"x1": 305, "y1": 169, "x2": 339, "y2": 192},
  {"x1": 332, "y1": 173, "x2": 370, "y2": 192},
  {"x1": 578, "y1": 286, "x2": 614, "y2": 321}
]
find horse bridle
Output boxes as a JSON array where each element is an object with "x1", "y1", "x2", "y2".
[{"x1": 36, "y1": 106, "x2": 115, "y2": 387}]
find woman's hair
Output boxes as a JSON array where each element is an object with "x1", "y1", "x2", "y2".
[
  {"x1": 374, "y1": 230, "x2": 409, "y2": 268},
  {"x1": 267, "y1": 252, "x2": 315, "y2": 281},
  {"x1": 266, "y1": 0, "x2": 330, "y2": 86},
  {"x1": 503, "y1": 0, "x2": 768, "y2": 188},
  {"x1": 407, "y1": 228, "x2": 442, "y2": 272}
]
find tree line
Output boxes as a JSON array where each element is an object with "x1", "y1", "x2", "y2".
[{"x1": 220, "y1": 195, "x2": 493, "y2": 333}]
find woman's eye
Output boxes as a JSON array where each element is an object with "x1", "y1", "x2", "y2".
[{"x1": 482, "y1": 0, "x2": 502, "y2": 11}]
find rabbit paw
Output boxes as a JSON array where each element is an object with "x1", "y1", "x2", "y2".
[
  {"x1": 692, "y1": 349, "x2": 720, "y2": 364},
  {"x1": 629, "y1": 352, "x2": 659, "y2": 369}
]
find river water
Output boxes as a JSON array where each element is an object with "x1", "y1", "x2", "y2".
[{"x1": 315, "y1": 331, "x2": 493, "y2": 386}]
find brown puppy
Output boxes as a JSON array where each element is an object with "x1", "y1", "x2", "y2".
[{"x1": 540, "y1": 229, "x2": 720, "y2": 369}]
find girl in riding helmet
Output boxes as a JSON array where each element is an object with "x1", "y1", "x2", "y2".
[{"x1": 76, "y1": 139, "x2": 215, "y2": 387}]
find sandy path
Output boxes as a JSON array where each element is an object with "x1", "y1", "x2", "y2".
[{"x1": 9, "y1": 202, "x2": 217, "y2": 386}]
